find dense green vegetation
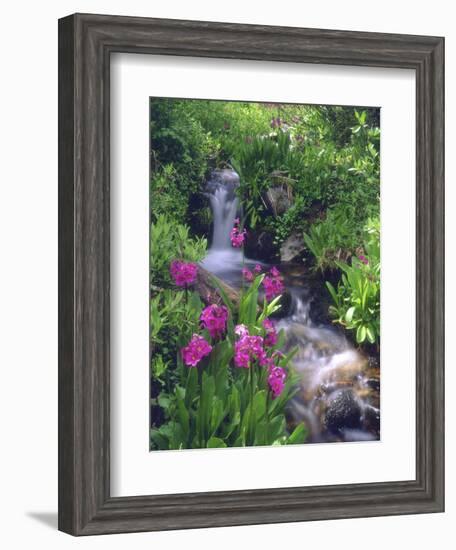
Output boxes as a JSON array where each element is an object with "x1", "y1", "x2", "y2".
[
  {"x1": 150, "y1": 99, "x2": 380, "y2": 449},
  {"x1": 150, "y1": 100, "x2": 379, "y2": 247},
  {"x1": 151, "y1": 274, "x2": 307, "y2": 450}
]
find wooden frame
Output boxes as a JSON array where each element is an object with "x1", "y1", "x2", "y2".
[{"x1": 58, "y1": 13, "x2": 445, "y2": 535}]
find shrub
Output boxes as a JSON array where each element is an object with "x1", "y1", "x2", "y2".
[
  {"x1": 325, "y1": 218, "x2": 380, "y2": 345},
  {"x1": 150, "y1": 215, "x2": 207, "y2": 288},
  {"x1": 151, "y1": 289, "x2": 205, "y2": 392},
  {"x1": 150, "y1": 164, "x2": 188, "y2": 223},
  {"x1": 150, "y1": 98, "x2": 218, "y2": 222},
  {"x1": 303, "y1": 205, "x2": 363, "y2": 271}
]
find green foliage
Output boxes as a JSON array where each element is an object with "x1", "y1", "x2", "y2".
[
  {"x1": 150, "y1": 215, "x2": 207, "y2": 287},
  {"x1": 325, "y1": 219, "x2": 380, "y2": 345},
  {"x1": 150, "y1": 100, "x2": 380, "y2": 258},
  {"x1": 151, "y1": 275, "x2": 308, "y2": 450},
  {"x1": 150, "y1": 98, "x2": 219, "y2": 223},
  {"x1": 185, "y1": 100, "x2": 274, "y2": 162},
  {"x1": 151, "y1": 289, "x2": 204, "y2": 354},
  {"x1": 303, "y1": 205, "x2": 363, "y2": 271},
  {"x1": 264, "y1": 196, "x2": 308, "y2": 246},
  {"x1": 231, "y1": 132, "x2": 294, "y2": 228},
  {"x1": 150, "y1": 164, "x2": 188, "y2": 223},
  {"x1": 150, "y1": 288, "x2": 204, "y2": 395}
]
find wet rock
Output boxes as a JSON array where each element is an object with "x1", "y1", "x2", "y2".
[
  {"x1": 195, "y1": 266, "x2": 240, "y2": 306},
  {"x1": 280, "y1": 232, "x2": 306, "y2": 262},
  {"x1": 363, "y1": 404, "x2": 380, "y2": 435},
  {"x1": 324, "y1": 389, "x2": 362, "y2": 434},
  {"x1": 244, "y1": 229, "x2": 277, "y2": 262},
  {"x1": 365, "y1": 378, "x2": 380, "y2": 392},
  {"x1": 367, "y1": 355, "x2": 380, "y2": 370},
  {"x1": 266, "y1": 186, "x2": 292, "y2": 216}
]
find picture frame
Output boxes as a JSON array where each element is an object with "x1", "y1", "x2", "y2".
[{"x1": 58, "y1": 13, "x2": 444, "y2": 535}]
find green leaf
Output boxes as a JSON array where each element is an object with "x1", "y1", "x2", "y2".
[
  {"x1": 185, "y1": 366, "x2": 198, "y2": 408},
  {"x1": 210, "y1": 396, "x2": 225, "y2": 435},
  {"x1": 286, "y1": 423, "x2": 308, "y2": 445},
  {"x1": 254, "y1": 421, "x2": 267, "y2": 446},
  {"x1": 175, "y1": 387, "x2": 189, "y2": 441},
  {"x1": 233, "y1": 426, "x2": 247, "y2": 447},
  {"x1": 267, "y1": 415, "x2": 286, "y2": 443},
  {"x1": 150, "y1": 428, "x2": 169, "y2": 450},
  {"x1": 356, "y1": 324, "x2": 367, "y2": 343},
  {"x1": 207, "y1": 436, "x2": 227, "y2": 448},
  {"x1": 345, "y1": 306, "x2": 356, "y2": 323},
  {"x1": 366, "y1": 325, "x2": 376, "y2": 344},
  {"x1": 252, "y1": 390, "x2": 267, "y2": 423},
  {"x1": 326, "y1": 281, "x2": 339, "y2": 304}
]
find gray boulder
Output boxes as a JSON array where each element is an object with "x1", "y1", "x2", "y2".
[{"x1": 280, "y1": 232, "x2": 306, "y2": 262}]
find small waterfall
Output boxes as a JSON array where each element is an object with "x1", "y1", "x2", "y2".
[
  {"x1": 206, "y1": 170, "x2": 240, "y2": 250},
  {"x1": 200, "y1": 169, "x2": 251, "y2": 285}
]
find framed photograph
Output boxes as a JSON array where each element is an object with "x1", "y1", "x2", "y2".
[{"x1": 58, "y1": 13, "x2": 444, "y2": 535}]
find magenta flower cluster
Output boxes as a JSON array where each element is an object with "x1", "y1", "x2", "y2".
[
  {"x1": 170, "y1": 260, "x2": 198, "y2": 287},
  {"x1": 233, "y1": 318, "x2": 278, "y2": 364},
  {"x1": 263, "y1": 318, "x2": 278, "y2": 347},
  {"x1": 181, "y1": 334, "x2": 212, "y2": 367},
  {"x1": 358, "y1": 254, "x2": 369, "y2": 265},
  {"x1": 262, "y1": 266, "x2": 285, "y2": 301},
  {"x1": 234, "y1": 332, "x2": 266, "y2": 369},
  {"x1": 267, "y1": 366, "x2": 286, "y2": 398},
  {"x1": 233, "y1": 323, "x2": 286, "y2": 397},
  {"x1": 200, "y1": 304, "x2": 228, "y2": 339},
  {"x1": 242, "y1": 267, "x2": 254, "y2": 282},
  {"x1": 242, "y1": 264, "x2": 262, "y2": 282},
  {"x1": 230, "y1": 218, "x2": 247, "y2": 248}
]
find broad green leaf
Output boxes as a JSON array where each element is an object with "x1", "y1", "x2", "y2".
[
  {"x1": 175, "y1": 391, "x2": 189, "y2": 442},
  {"x1": 356, "y1": 324, "x2": 367, "y2": 343},
  {"x1": 150, "y1": 428, "x2": 169, "y2": 450},
  {"x1": 286, "y1": 423, "x2": 308, "y2": 445},
  {"x1": 366, "y1": 325, "x2": 376, "y2": 344},
  {"x1": 326, "y1": 281, "x2": 339, "y2": 304},
  {"x1": 252, "y1": 390, "x2": 267, "y2": 423},
  {"x1": 207, "y1": 437, "x2": 227, "y2": 448},
  {"x1": 210, "y1": 396, "x2": 225, "y2": 435},
  {"x1": 185, "y1": 366, "x2": 198, "y2": 408},
  {"x1": 345, "y1": 306, "x2": 356, "y2": 323}
]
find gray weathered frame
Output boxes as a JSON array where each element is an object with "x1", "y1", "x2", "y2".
[{"x1": 58, "y1": 13, "x2": 445, "y2": 536}]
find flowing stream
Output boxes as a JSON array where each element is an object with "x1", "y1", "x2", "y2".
[{"x1": 201, "y1": 169, "x2": 380, "y2": 443}]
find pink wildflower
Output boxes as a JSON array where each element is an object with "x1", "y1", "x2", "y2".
[
  {"x1": 234, "y1": 334, "x2": 266, "y2": 368},
  {"x1": 181, "y1": 334, "x2": 212, "y2": 367},
  {"x1": 234, "y1": 324, "x2": 249, "y2": 337},
  {"x1": 230, "y1": 219, "x2": 247, "y2": 248},
  {"x1": 170, "y1": 260, "x2": 198, "y2": 287},
  {"x1": 263, "y1": 318, "x2": 278, "y2": 347},
  {"x1": 242, "y1": 267, "x2": 254, "y2": 282},
  {"x1": 268, "y1": 366, "x2": 286, "y2": 398},
  {"x1": 358, "y1": 254, "x2": 369, "y2": 265},
  {"x1": 270, "y1": 266, "x2": 280, "y2": 277},
  {"x1": 200, "y1": 304, "x2": 228, "y2": 339},
  {"x1": 262, "y1": 267, "x2": 285, "y2": 301},
  {"x1": 254, "y1": 264, "x2": 262, "y2": 274}
]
